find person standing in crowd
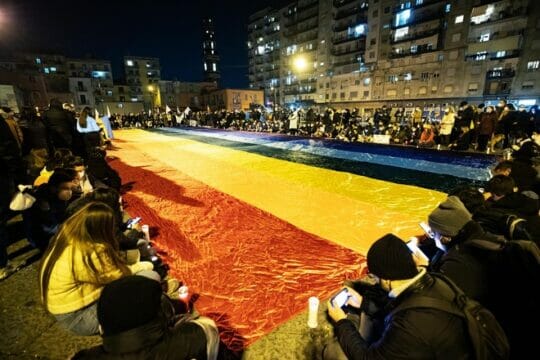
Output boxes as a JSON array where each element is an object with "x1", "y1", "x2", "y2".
[
  {"x1": 39, "y1": 202, "x2": 157, "y2": 336},
  {"x1": 43, "y1": 99, "x2": 75, "y2": 152},
  {"x1": 439, "y1": 106, "x2": 455, "y2": 146},
  {"x1": 77, "y1": 107, "x2": 103, "y2": 159},
  {"x1": 0, "y1": 112, "x2": 25, "y2": 280},
  {"x1": 477, "y1": 106, "x2": 497, "y2": 152}
]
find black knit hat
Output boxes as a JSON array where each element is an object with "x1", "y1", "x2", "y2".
[
  {"x1": 98, "y1": 276, "x2": 162, "y2": 336},
  {"x1": 367, "y1": 234, "x2": 418, "y2": 280}
]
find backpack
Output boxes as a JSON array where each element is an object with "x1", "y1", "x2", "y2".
[{"x1": 388, "y1": 273, "x2": 510, "y2": 360}]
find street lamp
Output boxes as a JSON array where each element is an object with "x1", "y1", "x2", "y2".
[{"x1": 147, "y1": 85, "x2": 155, "y2": 111}]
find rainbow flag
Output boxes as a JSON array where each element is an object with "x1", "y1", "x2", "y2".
[{"x1": 109, "y1": 128, "x2": 494, "y2": 352}]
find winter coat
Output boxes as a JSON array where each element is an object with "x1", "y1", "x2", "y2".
[
  {"x1": 439, "y1": 114, "x2": 455, "y2": 135},
  {"x1": 334, "y1": 273, "x2": 473, "y2": 359}
]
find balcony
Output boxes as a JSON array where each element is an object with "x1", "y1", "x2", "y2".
[
  {"x1": 286, "y1": 8, "x2": 318, "y2": 26},
  {"x1": 392, "y1": 0, "x2": 444, "y2": 14},
  {"x1": 332, "y1": 33, "x2": 365, "y2": 45},
  {"x1": 298, "y1": 0, "x2": 318, "y2": 12},
  {"x1": 486, "y1": 68, "x2": 515, "y2": 79},
  {"x1": 332, "y1": 56, "x2": 361, "y2": 68},
  {"x1": 489, "y1": 49, "x2": 520, "y2": 60},
  {"x1": 390, "y1": 26, "x2": 441, "y2": 44},
  {"x1": 391, "y1": 9, "x2": 445, "y2": 29},
  {"x1": 333, "y1": 16, "x2": 367, "y2": 31},
  {"x1": 285, "y1": 22, "x2": 318, "y2": 37},
  {"x1": 389, "y1": 44, "x2": 437, "y2": 58},
  {"x1": 471, "y1": 7, "x2": 527, "y2": 27},
  {"x1": 334, "y1": 4, "x2": 368, "y2": 20},
  {"x1": 331, "y1": 43, "x2": 365, "y2": 56},
  {"x1": 333, "y1": 0, "x2": 358, "y2": 8}
]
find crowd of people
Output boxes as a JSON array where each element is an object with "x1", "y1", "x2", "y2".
[
  {"x1": 1, "y1": 96, "x2": 539, "y2": 359},
  {"x1": 110, "y1": 99, "x2": 539, "y2": 153},
  {"x1": 0, "y1": 100, "x2": 220, "y2": 359}
]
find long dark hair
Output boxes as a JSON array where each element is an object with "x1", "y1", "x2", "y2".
[
  {"x1": 39, "y1": 202, "x2": 130, "y2": 309},
  {"x1": 79, "y1": 107, "x2": 91, "y2": 128}
]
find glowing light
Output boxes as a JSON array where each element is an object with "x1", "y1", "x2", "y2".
[
  {"x1": 293, "y1": 56, "x2": 308, "y2": 72},
  {"x1": 147, "y1": 85, "x2": 155, "y2": 92}
]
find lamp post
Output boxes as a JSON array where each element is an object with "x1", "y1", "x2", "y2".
[{"x1": 147, "y1": 85, "x2": 155, "y2": 112}]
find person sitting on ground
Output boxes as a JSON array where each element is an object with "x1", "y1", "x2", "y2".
[
  {"x1": 484, "y1": 175, "x2": 540, "y2": 243},
  {"x1": 39, "y1": 202, "x2": 158, "y2": 336},
  {"x1": 86, "y1": 147, "x2": 122, "y2": 191},
  {"x1": 325, "y1": 234, "x2": 475, "y2": 359},
  {"x1": 72, "y1": 275, "x2": 220, "y2": 360},
  {"x1": 24, "y1": 168, "x2": 79, "y2": 251}
]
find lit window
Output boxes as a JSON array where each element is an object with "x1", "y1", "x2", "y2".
[
  {"x1": 410, "y1": 45, "x2": 418, "y2": 53},
  {"x1": 210, "y1": 42, "x2": 214, "y2": 49},
  {"x1": 394, "y1": 27, "x2": 409, "y2": 41},
  {"x1": 416, "y1": 0, "x2": 423, "y2": 4},
  {"x1": 321, "y1": 40, "x2": 325, "y2": 44},
  {"x1": 212, "y1": 63, "x2": 216, "y2": 72},
  {"x1": 44, "y1": 67, "x2": 50, "y2": 74},
  {"x1": 354, "y1": 24, "x2": 366, "y2": 36},
  {"x1": 474, "y1": 52, "x2": 487, "y2": 61},
  {"x1": 480, "y1": 33, "x2": 490, "y2": 42},
  {"x1": 146, "y1": 63, "x2": 151, "y2": 68},
  {"x1": 395, "y1": 9, "x2": 411, "y2": 27},
  {"x1": 527, "y1": 60, "x2": 539, "y2": 71},
  {"x1": 445, "y1": 4, "x2": 451, "y2": 13},
  {"x1": 496, "y1": 51, "x2": 506, "y2": 58},
  {"x1": 455, "y1": 15, "x2": 464, "y2": 23},
  {"x1": 471, "y1": 5, "x2": 494, "y2": 25},
  {"x1": 131, "y1": 97, "x2": 138, "y2": 102},
  {"x1": 468, "y1": 83, "x2": 478, "y2": 92},
  {"x1": 50, "y1": 67, "x2": 57, "y2": 72},
  {"x1": 126, "y1": 60, "x2": 134, "y2": 66},
  {"x1": 388, "y1": 75, "x2": 398, "y2": 83},
  {"x1": 404, "y1": 73, "x2": 412, "y2": 81},
  {"x1": 147, "y1": 71, "x2": 152, "y2": 76},
  {"x1": 204, "y1": 63, "x2": 208, "y2": 71},
  {"x1": 363, "y1": 77, "x2": 371, "y2": 85},
  {"x1": 35, "y1": 58, "x2": 41, "y2": 64},
  {"x1": 257, "y1": 45, "x2": 265, "y2": 54},
  {"x1": 320, "y1": 62, "x2": 325, "y2": 66}
]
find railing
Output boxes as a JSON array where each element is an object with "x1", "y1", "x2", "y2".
[
  {"x1": 331, "y1": 43, "x2": 365, "y2": 56},
  {"x1": 333, "y1": 16, "x2": 367, "y2": 31},
  {"x1": 285, "y1": 22, "x2": 318, "y2": 37},
  {"x1": 470, "y1": 7, "x2": 527, "y2": 26},
  {"x1": 332, "y1": 34, "x2": 365, "y2": 44},
  {"x1": 389, "y1": 44, "x2": 437, "y2": 58},
  {"x1": 392, "y1": 0, "x2": 443, "y2": 14},
  {"x1": 390, "y1": 26, "x2": 441, "y2": 44},
  {"x1": 333, "y1": 0, "x2": 358, "y2": 8},
  {"x1": 332, "y1": 57, "x2": 361, "y2": 67},
  {"x1": 391, "y1": 9, "x2": 445, "y2": 29},
  {"x1": 486, "y1": 69, "x2": 515, "y2": 79}
]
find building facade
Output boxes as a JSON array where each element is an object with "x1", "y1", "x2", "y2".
[
  {"x1": 202, "y1": 88, "x2": 264, "y2": 111},
  {"x1": 248, "y1": 0, "x2": 540, "y2": 109},
  {"x1": 159, "y1": 80, "x2": 217, "y2": 109},
  {"x1": 123, "y1": 56, "x2": 161, "y2": 110},
  {"x1": 202, "y1": 18, "x2": 221, "y2": 85}
]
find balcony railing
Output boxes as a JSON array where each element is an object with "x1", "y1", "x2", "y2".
[
  {"x1": 332, "y1": 57, "x2": 361, "y2": 67},
  {"x1": 471, "y1": 7, "x2": 527, "y2": 26},
  {"x1": 390, "y1": 26, "x2": 441, "y2": 44},
  {"x1": 392, "y1": 0, "x2": 444, "y2": 14},
  {"x1": 333, "y1": 16, "x2": 367, "y2": 31},
  {"x1": 331, "y1": 43, "x2": 365, "y2": 56},
  {"x1": 285, "y1": 22, "x2": 318, "y2": 37},
  {"x1": 391, "y1": 9, "x2": 445, "y2": 29},
  {"x1": 334, "y1": 5, "x2": 365, "y2": 20},
  {"x1": 389, "y1": 44, "x2": 437, "y2": 58},
  {"x1": 298, "y1": 0, "x2": 318, "y2": 12},
  {"x1": 486, "y1": 69, "x2": 515, "y2": 79},
  {"x1": 332, "y1": 34, "x2": 365, "y2": 44},
  {"x1": 333, "y1": 0, "x2": 358, "y2": 8}
]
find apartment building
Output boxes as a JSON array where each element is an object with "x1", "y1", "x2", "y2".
[
  {"x1": 248, "y1": 0, "x2": 540, "y2": 109},
  {"x1": 123, "y1": 56, "x2": 161, "y2": 110}
]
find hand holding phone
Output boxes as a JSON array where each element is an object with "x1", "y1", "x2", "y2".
[
  {"x1": 407, "y1": 237, "x2": 430, "y2": 266},
  {"x1": 127, "y1": 217, "x2": 141, "y2": 229},
  {"x1": 331, "y1": 288, "x2": 350, "y2": 308},
  {"x1": 419, "y1": 221, "x2": 435, "y2": 239}
]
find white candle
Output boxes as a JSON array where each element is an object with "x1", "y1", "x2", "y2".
[
  {"x1": 141, "y1": 224, "x2": 150, "y2": 241},
  {"x1": 307, "y1": 296, "x2": 319, "y2": 328}
]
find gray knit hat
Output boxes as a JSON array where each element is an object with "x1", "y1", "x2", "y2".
[{"x1": 428, "y1": 196, "x2": 472, "y2": 237}]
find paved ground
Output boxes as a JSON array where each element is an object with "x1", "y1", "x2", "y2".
[{"x1": 0, "y1": 217, "x2": 336, "y2": 359}]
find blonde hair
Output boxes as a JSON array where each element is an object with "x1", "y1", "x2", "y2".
[{"x1": 39, "y1": 202, "x2": 129, "y2": 308}]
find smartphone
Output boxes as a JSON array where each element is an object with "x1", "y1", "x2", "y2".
[
  {"x1": 331, "y1": 288, "x2": 349, "y2": 308},
  {"x1": 127, "y1": 217, "x2": 141, "y2": 229},
  {"x1": 407, "y1": 237, "x2": 430, "y2": 264},
  {"x1": 419, "y1": 221, "x2": 435, "y2": 238}
]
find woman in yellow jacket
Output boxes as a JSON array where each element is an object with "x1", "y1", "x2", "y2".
[{"x1": 39, "y1": 202, "x2": 155, "y2": 335}]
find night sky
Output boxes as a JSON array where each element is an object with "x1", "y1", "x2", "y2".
[{"x1": 1, "y1": 0, "x2": 290, "y2": 88}]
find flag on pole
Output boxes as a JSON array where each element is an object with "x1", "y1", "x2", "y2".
[
  {"x1": 106, "y1": 105, "x2": 111, "y2": 118},
  {"x1": 184, "y1": 106, "x2": 191, "y2": 115},
  {"x1": 166, "y1": 104, "x2": 172, "y2": 113}
]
